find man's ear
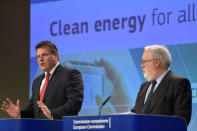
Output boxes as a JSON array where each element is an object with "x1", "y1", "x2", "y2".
[
  {"x1": 154, "y1": 59, "x2": 160, "y2": 68},
  {"x1": 54, "y1": 52, "x2": 58, "y2": 58},
  {"x1": 53, "y1": 52, "x2": 59, "y2": 61}
]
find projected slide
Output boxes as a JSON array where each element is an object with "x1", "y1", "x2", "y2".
[{"x1": 30, "y1": 0, "x2": 197, "y2": 130}]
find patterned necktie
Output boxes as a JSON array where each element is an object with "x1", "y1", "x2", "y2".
[
  {"x1": 141, "y1": 80, "x2": 157, "y2": 113},
  {"x1": 40, "y1": 72, "x2": 50, "y2": 101}
]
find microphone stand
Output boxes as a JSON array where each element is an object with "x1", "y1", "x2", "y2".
[{"x1": 98, "y1": 96, "x2": 111, "y2": 115}]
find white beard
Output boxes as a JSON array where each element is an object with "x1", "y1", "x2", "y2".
[{"x1": 143, "y1": 66, "x2": 157, "y2": 81}]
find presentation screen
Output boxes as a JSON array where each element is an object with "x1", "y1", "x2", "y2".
[{"x1": 31, "y1": 0, "x2": 197, "y2": 130}]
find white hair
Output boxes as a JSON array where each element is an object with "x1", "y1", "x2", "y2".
[{"x1": 145, "y1": 45, "x2": 172, "y2": 67}]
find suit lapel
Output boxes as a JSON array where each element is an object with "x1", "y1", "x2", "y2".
[
  {"x1": 138, "y1": 82, "x2": 151, "y2": 111},
  {"x1": 141, "y1": 82, "x2": 151, "y2": 103},
  {"x1": 35, "y1": 74, "x2": 45, "y2": 101},
  {"x1": 42, "y1": 65, "x2": 62, "y2": 102}
]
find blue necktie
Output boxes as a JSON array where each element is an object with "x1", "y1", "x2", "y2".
[{"x1": 141, "y1": 80, "x2": 157, "y2": 113}]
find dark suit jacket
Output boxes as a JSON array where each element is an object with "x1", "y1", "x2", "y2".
[
  {"x1": 131, "y1": 70, "x2": 192, "y2": 125},
  {"x1": 21, "y1": 64, "x2": 84, "y2": 119}
]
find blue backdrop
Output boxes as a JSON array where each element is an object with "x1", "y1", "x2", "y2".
[{"x1": 30, "y1": 0, "x2": 197, "y2": 130}]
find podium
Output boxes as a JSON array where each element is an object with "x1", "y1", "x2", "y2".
[
  {"x1": 0, "y1": 115, "x2": 187, "y2": 131},
  {"x1": 63, "y1": 114, "x2": 187, "y2": 131},
  {"x1": 0, "y1": 119, "x2": 62, "y2": 131}
]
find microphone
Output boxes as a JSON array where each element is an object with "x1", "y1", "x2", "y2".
[{"x1": 98, "y1": 96, "x2": 111, "y2": 115}]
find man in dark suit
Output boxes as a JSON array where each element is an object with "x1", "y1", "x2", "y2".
[
  {"x1": 1, "y1": 41, "x2": 84, "y2": 119},
  {"x1": 131, "y1": 45, "x2": 192, "y2": 125}
]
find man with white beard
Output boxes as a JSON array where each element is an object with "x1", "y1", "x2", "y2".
[{"x1": 131, "y1": 45, "x2": 192, "y2": 125}]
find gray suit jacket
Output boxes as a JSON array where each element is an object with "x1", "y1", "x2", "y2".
[
  {"x1": 131, "y1": 71, "x2": 192, "y2": 125},
  {"x1": 21, "y1": 65, "x2": 84, "y2": 119}
]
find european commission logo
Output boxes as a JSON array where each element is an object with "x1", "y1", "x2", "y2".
[{"x1": 31, "y1": 0, "x2": 63, "y2": 4}]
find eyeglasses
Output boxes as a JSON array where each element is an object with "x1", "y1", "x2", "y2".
[
  {"x1": 141, "y1": 59, "x2": 157, "y2": 65},
  {"x1": 35, "y1": 53, "x2": 50, "y2": 60}
]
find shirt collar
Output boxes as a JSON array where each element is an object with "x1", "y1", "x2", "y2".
[
  {"x1": 156, "y1": 68, "x2": 170, "y2": 84},
  {"x1": 45, "y1": 62, "x2": 59, "y2": 76}
]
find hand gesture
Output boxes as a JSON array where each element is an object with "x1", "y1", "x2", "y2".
[
  {"x1": 1, "y1": 98, "x2": 21, "y2": 118},
  {"x1": 37, "y1": 101, "x2": 52, "y2": 119}
]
